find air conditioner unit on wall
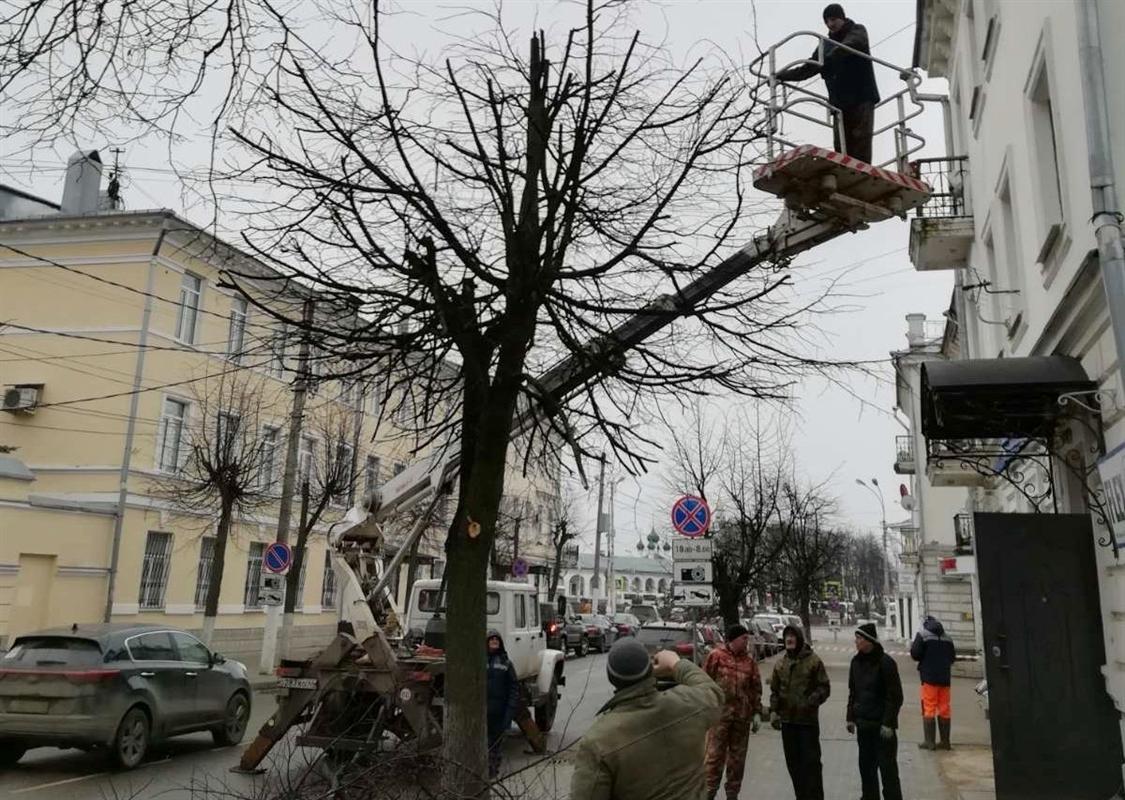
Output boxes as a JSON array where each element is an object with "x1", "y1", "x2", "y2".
[{"x1": 2, "y1": 386, "x2": 41, "y2": 415}]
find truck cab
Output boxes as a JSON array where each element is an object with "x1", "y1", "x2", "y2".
[{"x1": 407, "y1": 580, "x2": 562, "y2": 684}]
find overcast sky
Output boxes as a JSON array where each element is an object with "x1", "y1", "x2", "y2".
[{"x1": 2, "y1": 0, "x2": 953, "y2": 551}]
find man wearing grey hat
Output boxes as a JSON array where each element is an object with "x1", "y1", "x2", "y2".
[{"x1": 569, "y1": 638, "x2": 723, "y2": 799}]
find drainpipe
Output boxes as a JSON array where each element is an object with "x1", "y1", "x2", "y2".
[
  {"x1": 104, "y1": 216, "x2": 168, "y2": 622},
  {"x1": 1076, "y1": 0, "x2": 1125, "y2": 397}
]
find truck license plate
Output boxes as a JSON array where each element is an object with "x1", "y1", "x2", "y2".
[
  {"x1": 9, "y1": 699, "x2": 49, "y2": 714},
  {"x1": 278, "y1": 677, "x2": 317, "y2": 690}
]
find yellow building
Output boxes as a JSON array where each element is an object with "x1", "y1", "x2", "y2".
[{"x1": 0, "y1": 153, "x2": 560, "y2": 662}]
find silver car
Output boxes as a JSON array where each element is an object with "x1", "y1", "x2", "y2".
[{"x1": 0, "y1": 623, "x2": 251, "y2": 769}]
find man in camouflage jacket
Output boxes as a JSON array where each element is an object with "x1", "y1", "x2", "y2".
[
  {"x1": 702, "y1": 624, "x2": 763, "y2": 800},
  {"x1": 769, "y1": 624, "x2": 831, "y2": 800}
]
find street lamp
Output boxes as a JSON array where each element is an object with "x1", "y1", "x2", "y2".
[{"x1": 856, "y1": 477, "x2": 893, "y2": 640}]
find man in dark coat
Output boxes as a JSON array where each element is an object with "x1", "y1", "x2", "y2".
[
  {"x1": 769, "y1": 624, "x2": 831, "y2": 800},
  {"x1": 911, "y1": 615, "x2": 957, "y2": 750},
  {"x1": 846, "y1": 623, "x2": 904, "y2": 800},
  {"x1": 775, "y1": 3, "x2": 881, "y2": 163},
  {"x1": 486, "y1": 630, "x2": 519, "y2": 780}
]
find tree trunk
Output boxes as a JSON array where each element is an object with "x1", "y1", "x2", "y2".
[{"x1": 201, "y1": 498, "x2": 235, "y2": 646}]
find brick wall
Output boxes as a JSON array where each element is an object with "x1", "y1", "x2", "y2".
[{"x1": 919, "y1": 543, "x2": 978, "y2": 653}]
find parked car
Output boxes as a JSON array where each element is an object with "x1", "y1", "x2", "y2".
[
  {"x1": 635, "y1": 624, "x2": 715, "y2": 662},
  {"x1": 744, "y1": 618, "x2": 782, "y2": 657},
  {"x1": 627, "y1": 604, "x2": 663, "y2": 626},
  {"x1": 577, "y1": 614, "x2": 617, "y2": 653},
  {"x1": 0, "y1": 624, "x2": 251, "y2": 769},
  {"x1": 753, "y1": 613, "x2": 787, "y2": 640},
  {"x1": 611, "y1": 613, "x2": 641, "y2": 638}
]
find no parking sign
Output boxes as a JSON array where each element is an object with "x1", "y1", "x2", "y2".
[{"x1": 671, "y1": 495, "x2": 711, "y2": 538}]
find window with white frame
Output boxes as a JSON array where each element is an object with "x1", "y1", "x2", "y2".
[
  {"x1": 138, "y1": 531, "x2": 173, "y2": 609},
  {"x1": 227, "y1": 296, "x2": 248, "y2": 363},
  {"x1": 194, "y1": 536, "x2": 216, "y2": 610},
  {"x1": 364, "y1": 454, "x2": 381, "y2": 498},
  {"x1": 368, "y1": 381, "x2": 383, "y2": 418},
  {"x1": 332, "y1": 440, "x2": 354, "y2": 506},
  {"x1": 244, "y1": 542, "x2": 265, "y2": 608},
  {"x1": 298, "y1": 436, "x2": 316, "y2": 488},
  {"x1": 259, "y1": 426, "x2": 280, "y2": 492},
  {"x1": 175, "y1": 272, "x2": 202, "y2": 343},
  {"x1": 1027, "y1": 56, "x2": 1064, "y2": 248},
  {"x1": 321, "y1": 550, "x2": 338, "y2": 607},
  {"x1": 157, "y1": 398, "x2": 188, "y2": 473},
  {"x1": 269, "y1": 326, "x2": 287, "y2": 377},
  {"x1": 217, "y1": 411, "x2": 241, "y2": 456}
]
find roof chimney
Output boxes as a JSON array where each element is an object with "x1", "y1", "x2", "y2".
[
  {"x1": 905, "y1": 313, "x2": 927, "y2": 348},
  {"x1": 60, "y1": 150, "x2": 104, "y2": 215}
]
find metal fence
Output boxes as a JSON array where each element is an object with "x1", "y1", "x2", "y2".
[
  {"x1": 895, "y1": 435, "x2": 915, "y2": 466},
  {"x1": 243, "y1": 542, "x2": 265, "y2": 609},
  {"x1": 911, "y1": 156, "x2": 969, "y2": 218},
  {"x1": 138, "y1": 531, "x2": 173, "y2": 609}
]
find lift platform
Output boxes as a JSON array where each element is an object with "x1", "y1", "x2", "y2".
[{"x1": 753, "y1": 144, "x2": 931, "y2": 226}]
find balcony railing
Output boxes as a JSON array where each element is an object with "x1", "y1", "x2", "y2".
[
  {"x1": 911, "y1": 157, "x2": 969, "y2": 218},
  {"x1": 894, "y1": 435, "x2": 916, "y2": 474}
]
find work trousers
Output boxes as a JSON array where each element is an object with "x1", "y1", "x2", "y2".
[
  {"x1": 705, "y1": 719, "x2": 751, "y2": 797},
  {"x1": 781, "y1": 723, "x2": 824, "y2": 800},
  {"x1": 856, "y1": 725, "x2": 903, "y2": 800},
  {"x1": 833, "y1": 101, "x2": 875, "y2": 165},
  {"x1": 486, "y1": 721, "x2": 506, "y2": 779}
]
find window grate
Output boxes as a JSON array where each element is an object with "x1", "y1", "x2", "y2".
[
  {"x1": 138, "y1": 532, "x2": 173, "y2": 609},
  {"x1": 320, "y1": 550, "x2": 338, "y2": 607},
  {"x1": 244, "y1": 542, "x2": 265, "y2": 609},
  {"x1": 194, "y1": 536, "x2": 216, "y2": 610}
]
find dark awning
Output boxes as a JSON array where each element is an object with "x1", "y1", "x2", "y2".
[{"x1": 920, "y1": 356, "x2": 1094, "y2": 440}]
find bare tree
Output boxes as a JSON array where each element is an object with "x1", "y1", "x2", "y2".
[
  {"x1": 837, "y1": 533, "x2": 889, "y2": 618},
  {"x1": 2, "y1": 2, "x2": 850, "y2": 790},
  {"x1": 779, "y1": 484, "x2": 845, "y2": 637},
  {"x1": 150, "y1": 373, "x2": 277, "y2": 644},
  {"x1": 666, "y1": 404, "x2": 791, "y2": 627},
  {"x1": 547, "y1": 488, "x2": 583, "y2": 602}
]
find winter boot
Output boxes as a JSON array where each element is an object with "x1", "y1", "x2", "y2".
[
  {"x1": 918, "y1": 717, "x2": 937, "y2": 750},
  {"x1": 937, "y1": 717, "x2": 952, "y2": 750}
]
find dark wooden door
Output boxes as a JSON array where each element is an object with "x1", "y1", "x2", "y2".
[{"x1": 975, "y1": 513, "x2": 1123, "y2": 799}]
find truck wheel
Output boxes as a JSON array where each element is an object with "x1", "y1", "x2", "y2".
[
  {"x1": 575, "y1": 637, "x2": 588, "y2": 658},
  {"x1": 534, "y1": 675, "x2": 560, "y2": 733}
]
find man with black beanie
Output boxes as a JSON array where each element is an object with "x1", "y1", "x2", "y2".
[
  {"x1": 569, "y1": 639, "x2": 723, "y2": 799},
  {"x1": 775, "y1": 3, "x2": 881, "y2": 163},
  {"x1": 702, "y1": 624, "x2": 763, "y2": 800},
  {"x1": 847, "y1": 623, "x2": 904, "y2": 800}
]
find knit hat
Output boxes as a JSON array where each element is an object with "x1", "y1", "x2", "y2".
[
  {"x1": 855, "y1": 622, "x2": 879, "y2": 644},
  {"x1": 726, "y1": 624, "x2": 749, "y2": 642},
  {"x1": 606, "y1": 638, "x2": 653, "y2": 689},
  {"x1": 823, "y1": 3, "x2": 846, "y2": 21}
]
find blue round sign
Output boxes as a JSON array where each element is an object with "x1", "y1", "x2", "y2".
[
  {"x1": 671, "y1": 495, "x2": 711, "y2": 538},
  {"x1": 512, "y1": 557, "x2": 530, "y2": 579},
  {"x1": 263, "y1": 542, "x2": 293, "y2": 574}
]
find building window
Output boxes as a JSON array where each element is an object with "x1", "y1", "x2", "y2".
[
  {"x1": 227, "y1": 297, "x2": 248, "y2": 363},
  {"x1": 138, "y1": 531, "x2": 173, "y2": 610},
  {"x1": 194, "y1": 536, "x2": 216, "y2": 610},
  {"x1": 997, "y1": 176, "x2": 1024, "y2": 331},
  {"x1": 298, "y1": 436, "x2": 316, "y2": 488},
  {"x1": 332, "y1": 440, "x2": 354, "y2": 506},
  {"x1": 157, "y1": 398, "x2": 188, "y2": 473},
  {"x1": 175, "y1": 272, "x2": 202, "y2": 344},
  {"x1": 217, "y1": 411, "x2": 241, "y2": 456},
  {"x1": 259, "y1": 426, "x2": 280, "y2": 492},
  {"x1": 321, "y1": 551, "x2": 338, "y2": 607},
  {"x1": 269, "y1": 326, "x2": 286, "y2": 378},
  {"x1": 244, "y1": 542, "x2": 265, "y2": 609},
  {"x1": 365, "y1": 454, "x2": 381, "y2": 498},
  {"x1": 1027, "y1": 59, "x2": 1064, "y2": 239}
]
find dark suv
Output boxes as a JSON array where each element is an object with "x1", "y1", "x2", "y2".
[
  {"x1": 540, "y1": 603, "x2": 588, "y2": 656},
  {"x1": 0, "y1": 624, "x2": 251, "y2": 769}
]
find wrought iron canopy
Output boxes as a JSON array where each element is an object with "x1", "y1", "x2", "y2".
[{"x1": 921, "y1": 356, "x2": 1095, "y2": 440}]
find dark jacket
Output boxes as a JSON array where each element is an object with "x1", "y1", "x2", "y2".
[
  {"x1": 569, "y1": 659, "x2": 723, "y2": 800},
  {"x1": 486, "y1": 631, "x2": 519, "y2": 732},
  {"x1": 768, "y1": 625, "x2": 831, "y2": 726},
  {"x1": 910, "y1": 616, "x2": 956, "y2": 686},
  {"x1": 776, "y1": 19, "x2": 880, "y2": 109},
  {"x1": 846, "y1": 643, "x2": 904, "y2": 729}
]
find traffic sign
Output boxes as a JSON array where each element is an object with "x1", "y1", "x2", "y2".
[
  {"x1": 671, "y1": 495, "x2": 711, "y2": 538},
  {"x1": 512, "y1": 557, "x2": 530, "y2": 579},
  {"x1": 263, "y1": 542, "x2": 293, "y2": 574},
  {"x1": 260, "y1": 573, "x2": 285, "y2": 606},
  {"x1": 676, "y1": 560, "x2": 713, "y2": 584},
  {"x1": 671, "y1": 583, "x2": 715, "y2": 607},
  {"x1": 672, "y1": 538, "x2": 713, "y2": 560}
]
